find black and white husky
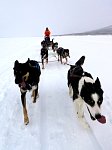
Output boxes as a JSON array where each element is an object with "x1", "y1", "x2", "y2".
[{"x1": 67, "y1": 56, "x2": 105, "y2": 128}]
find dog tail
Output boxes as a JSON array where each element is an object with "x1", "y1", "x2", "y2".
[{"x1": 75, "y1": 56, "x2": 85, "y2": 66}]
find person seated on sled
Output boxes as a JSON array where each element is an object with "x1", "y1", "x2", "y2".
[{"x1": 44, "y1": 27, "x2": 51, "y2": 44}]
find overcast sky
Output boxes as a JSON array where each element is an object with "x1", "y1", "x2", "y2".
[{"x1": 0, "y1": 0, "x2": 112, "y2": 37}]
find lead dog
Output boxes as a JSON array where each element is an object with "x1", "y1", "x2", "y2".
[
  {"x1": 13, "y1": 58, "x2": 41, "y2": 125},
  {"x1": 67, "y1": 56, "x2": 104, "y2": 127}
]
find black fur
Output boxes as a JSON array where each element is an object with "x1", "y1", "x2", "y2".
[
  {"x1": 40, "y1": 45, "x2": 48, "y2": 69},
  {"x1": 41, "y1": 38, "x2": 58, "y2": 51},
  {"x1": 57, "y1": 47, "x2": 70, "y2": 64},
  {"x1": 13, "y1": 58, "x2": 41, "y2": 125},
  {"x1": 52, "y1": 42, "x2": 58, "y2": 52},
  {"x1": 41, "y1": 38, "x2": 52, "y2": 48},
  {"x1": 67, "y1": 56, "x2": 104, "y2": 124}
]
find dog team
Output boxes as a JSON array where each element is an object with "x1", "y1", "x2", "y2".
[
  {"x1": 13, "y1": 35, "x2": 106, "y2": 128},
  {"x1": 41, "y1": 38, "x2": 70, "y2": 69}
]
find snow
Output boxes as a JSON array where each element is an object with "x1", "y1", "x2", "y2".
[{"x1": 0, "y1": 35, "x2": 112, "y2": 150}]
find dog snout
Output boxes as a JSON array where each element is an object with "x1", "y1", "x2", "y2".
[{"x1": 95, "y1": 114, "x2": 101, "y2": 119}]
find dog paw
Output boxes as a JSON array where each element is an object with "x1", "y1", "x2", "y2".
[
  {"x1": 24, "y1": 117, "x2": 29, "y2": 125},
  {"x1": 32, "y1": 95, "x2": 39, "y2": 103},
  {"x1": 33, "y1": 100, "x2": 36, "y2": 103}
]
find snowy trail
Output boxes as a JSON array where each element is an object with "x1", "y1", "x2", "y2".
[{"x1": 0, "y1": 36, "x2": 112, "y2": 150}]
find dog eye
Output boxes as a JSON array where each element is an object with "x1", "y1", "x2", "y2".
[{"x1": 98, "y1": 100, "x2": 102, "y2": 105}]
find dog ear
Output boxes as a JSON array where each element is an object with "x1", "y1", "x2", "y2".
[
  {"x1": 83, "y1": 80, "x2": 91, "y2": 91},
  {"x1": 26, "y1": 58, "x2": 30, "y2": 64},
  {"x1": 28, "y1": 58, "x2": 30, "y2": 62},
  {"x1": 75, "y1": 56, "x2": 85, "y2": 66},
  {"x1": 14, "y1": 60, "x2": 19, "y2": 66},
  {"x1": 81, "y1": 80, "x2": 88, "y2": 97},
  {"x1": 95, "y1": 77, "x2": 101, "y2": 88}
]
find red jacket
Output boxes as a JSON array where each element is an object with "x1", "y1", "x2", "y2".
[{"x1": 44, "y1": 30, "x2": 51, "y2": 37}]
